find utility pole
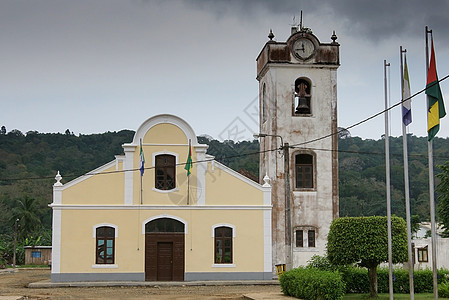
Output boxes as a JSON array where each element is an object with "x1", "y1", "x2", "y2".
[
  {"x1": 13, "y1": 218, "x2": 19, "y2": 268},
  {"x1": 254, "y1": 133, "x2": 292, "y2": 270},
  {"x1": 283, "y1": 142, "x2": 292, "y2": 270}
]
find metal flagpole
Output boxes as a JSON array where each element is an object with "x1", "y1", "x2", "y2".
[
  {"x1": 140, "y1": 138, "x2": 144, "y2": 205},
  {"x1": 140, "y1": 174, "x2": 143, "y2": 205},
  {"x1": 400, "y1": 46, "x2": 415, "y2": 299},
  {"x1": 384, "y1": 59, "x2": 394, "y2": 300},
  {"x1": 187, "y1": 139, "x2": 191, "y2": 205},
  {"x1": 425, "y1": 26, "x2": 438, "y2": 300}
]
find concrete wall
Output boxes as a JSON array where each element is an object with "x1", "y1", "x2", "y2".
[{"x1": 413, "y1": 238, "x2": 449, "y2": 270}]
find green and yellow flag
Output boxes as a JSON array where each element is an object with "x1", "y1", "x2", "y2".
[
  {"x1": 184, "y1": 142, "x2": 192, "y2": 176},
  {"x1": 426, "y1": 39, "x2": 446, "y2": 141}
]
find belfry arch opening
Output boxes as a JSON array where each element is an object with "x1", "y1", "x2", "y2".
[{"x1": 294, "y1": 78, "x2": 311, "y2": 115}]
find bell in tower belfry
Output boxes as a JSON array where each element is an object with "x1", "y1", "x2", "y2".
[{"x1": 295, "y1": 81, "x2": 311, "y2": 114}]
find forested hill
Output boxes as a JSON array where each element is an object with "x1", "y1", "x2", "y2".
[
  {"x1": 1, "y1": 129, "x2": 449, "y2": 235},
  {"x1": 338, "y1": 135, "x2": 449, "y2": 220}
]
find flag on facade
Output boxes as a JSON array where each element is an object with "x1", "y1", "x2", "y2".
[
  {"x1": 426, "y1": 39, "x2": 446, "y2": 141},
  {"x1": 402, "y1": 56, "x2": 412, "y2": 126},
  {"x1": 184, "y1": 143, "x2": 192, "y2": 176},
  {"x1": 139, "y1": 139, "x2": 145, "y2": 176}
]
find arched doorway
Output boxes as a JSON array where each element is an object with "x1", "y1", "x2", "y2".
[{"x1": 145, "y1": 218, "x2": 185, "y2": 281}]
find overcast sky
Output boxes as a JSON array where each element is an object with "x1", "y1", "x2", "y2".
[{"x1": 1, "y1": 0, "x2": 449, "y2": 141}]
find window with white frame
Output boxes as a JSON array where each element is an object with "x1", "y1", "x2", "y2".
[
  {"x1": 96, "y1": 226, "x2": 115, "y2": 264},
  {"x1": 214, "y1": 226, "x2": 233, "y2": 264}
]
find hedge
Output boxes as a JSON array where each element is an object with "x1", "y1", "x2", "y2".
[
  {"x1": 440, "y1": 281, "x2": 449, "y2": 298},
  {"x1": 341, "y1": 267, "x2": 449, "y2": 294},
  {"x1": 280, "y1": 267, "x2": 345, "y2": 300}
]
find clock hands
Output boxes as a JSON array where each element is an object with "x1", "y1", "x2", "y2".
[
  {"x1": 293, "y1": 39, "x2": 314, "y2": 59},
  {"x1": 295, "y1": 43, "x2": 306, "y2": 53}
]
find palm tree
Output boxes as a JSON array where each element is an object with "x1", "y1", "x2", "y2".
[{"x1": 11, "y1": 195, "x2": 41, "y2": 239}]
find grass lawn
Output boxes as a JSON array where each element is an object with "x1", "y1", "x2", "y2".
[{"x1": 343, "y1": 294, "x2": 449, "y2": 299}]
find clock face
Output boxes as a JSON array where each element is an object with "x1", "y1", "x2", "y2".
[{"x1": 293, "y1": 38, "x2": 315, "y2": 60}]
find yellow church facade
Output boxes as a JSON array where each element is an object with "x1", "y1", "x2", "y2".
[{"x1": 51, "y1": 114, "x2": 272, "y2": 282}]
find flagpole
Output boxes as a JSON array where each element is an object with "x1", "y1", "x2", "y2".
[
  {"x1": 187, "y1": 139, "x2": 191, "y2": 205},
  {"x1": 140, "y1": 138, "x2": 144, "y2": 205},
  {"x1": 400, "y1": 46, "x2": 415, "y2": 299},
  {"x1": 425, "y1": 26, "x2": 438, "y2": 300},
  {"x1": 384, "y1": 59, "x2": 393, "y2": 300},
  {"x1": 140, "y1": 173, "x2": 143, "y2": 205}
]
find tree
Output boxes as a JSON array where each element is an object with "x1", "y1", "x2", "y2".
[
  {"x1": 437, "y1": 162, "x2": 449, "y2": 237},
  {"x1": 11, "y1": 195, "x2": 42, "y2": 239},
  {"x1": 411, "y1": 214, "x2": 421, "y2": 236},
  {"x1": 327, "y1": 216, "x2": 408, "y2": 298}
]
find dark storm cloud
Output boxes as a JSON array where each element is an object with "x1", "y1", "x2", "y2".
[{"x1": 186, "y1": 0, "x2": 449, "y2": 44}]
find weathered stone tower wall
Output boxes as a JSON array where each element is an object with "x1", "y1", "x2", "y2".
[{"x1": 256, "y1": 26, "x2": 340, "y2": 273}]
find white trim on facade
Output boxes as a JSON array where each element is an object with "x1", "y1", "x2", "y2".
[
  {"x1": 50, "y1": 204, "x2": 272, "y2": 210},
  {"x1": 59, "y1": 160, "x2": 118, "y2": 190},
  {"x1": 211, "y1": 223, "x2": 236, "y2": 238},
  {"x1": 131, "y1": 114, "x2": 199, "y2": 146},
  {"x1": 92, "y1": 223, "x2": 119, "y2": 238},
  {"x1": 143, "y1": 143, "x2": 189, "y2": 146},
  {"x1": 51, "y1": 209, "x2": 61, "y2": 274},
  {"x1": 152, "y1": 187, "x2": 180, "y2": 193},
  {"x1": 212, "y1": 264, "x2": 236, "y2": 268},
  {"x1": 141, "y1": 214, "x2": 188, "y2": 234},
  {"x1": 263, "y1": 209, "x2": 272, "y2": 273},
  {"x1": 212, "y1": 160, "x2": 266, "y2": 191},
  {"x1": 91, "y1": 264, "x2": 118, "y2": 269},
  {"x1": 114, "y1": 155, "x2": 124, "y2": 171},
  {"x1": 151, "y1": 151, "x2": 179, "y2": 166},
  {"x1": 123, "y1": 145, "x2": 135, "y2": 205},
  {"x1": 196, "y1": 146, "x2": 208, "y2": 206}
]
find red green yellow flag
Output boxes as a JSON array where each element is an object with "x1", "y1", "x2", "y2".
[
  {"x1": 184, "y1": 143, "x2": 192, "y2": 176},
  {"x1": 426, "y1": 39, "x2": 446, "y2": 141}
]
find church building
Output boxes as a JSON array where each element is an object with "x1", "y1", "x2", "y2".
[
  {"x1": 50, "y1": 23, "x2": 339, "y2": 282},
  {"x1": 51, "y1": 114, "x2": 272, "y2": 282}
]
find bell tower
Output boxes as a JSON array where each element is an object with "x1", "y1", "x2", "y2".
[{"x1": 256, "y1": 24, "x2": 340, "y2": 272}]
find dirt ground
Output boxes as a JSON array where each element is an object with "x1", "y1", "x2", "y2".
[{"x1": 0, "y1": 269, "x2": 282, "y2": 300}]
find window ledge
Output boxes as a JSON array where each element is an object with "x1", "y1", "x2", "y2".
[
  {"x1": 293, "y1": 190, "x2": 316, "y2": 195},
  {"x1": 212, "y1": 264, "x2": 236, "y2": 268},
  {"x1": 92, "y1": 264, "x2": 118, "y2": 269},
  {"x1": 293, "y1": 248, "x2": 319, "y2": 252},
  {"x1": 152, "y1": 187, "x2": 179, "y2": 193},
  {"x1": 293, "y1": 113, "x2": 313, "y2": 117}
]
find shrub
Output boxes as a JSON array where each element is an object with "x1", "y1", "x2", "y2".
[
  {"x1": 340, "y1": 266, "x2": 369, "y2": 293},
  {"x1": 439, "y1": 281, "x2": 449, "y2": 298},
  {"x1": 341, "y1": 266, "x2": 449, "y2": 294},
  {"x1": 280, "y1": 267, "x2": 345, "y2": 300},
  {"x1": 307, "y1": 255, "x2": 335, "y2": 271}
]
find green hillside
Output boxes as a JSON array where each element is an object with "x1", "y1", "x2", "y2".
[{"x1": 1, "y1": 128, "x2": 448, "y2": 237}]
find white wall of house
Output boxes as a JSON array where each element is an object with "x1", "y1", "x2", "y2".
[{"x1": 413, "y1": 238, "x2": 449, "y2": 270}]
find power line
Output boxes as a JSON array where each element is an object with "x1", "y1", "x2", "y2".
[
  {"x1": 2, "y1": 140, "x2": 448, "y2": 183},
  {"x1": 1, "y1": 74, "x2": 448, "y2": 183},
  {"x1": 290, "y1": 73, "x2": 449, "y2": 148}
]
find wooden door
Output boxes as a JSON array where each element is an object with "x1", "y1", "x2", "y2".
[
  {"x1": 145, "y1": 233, "x2": 184, "y2": 281},
  {"x1": 157, "y1": 242, "x2": 173, "y2": 281}
]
